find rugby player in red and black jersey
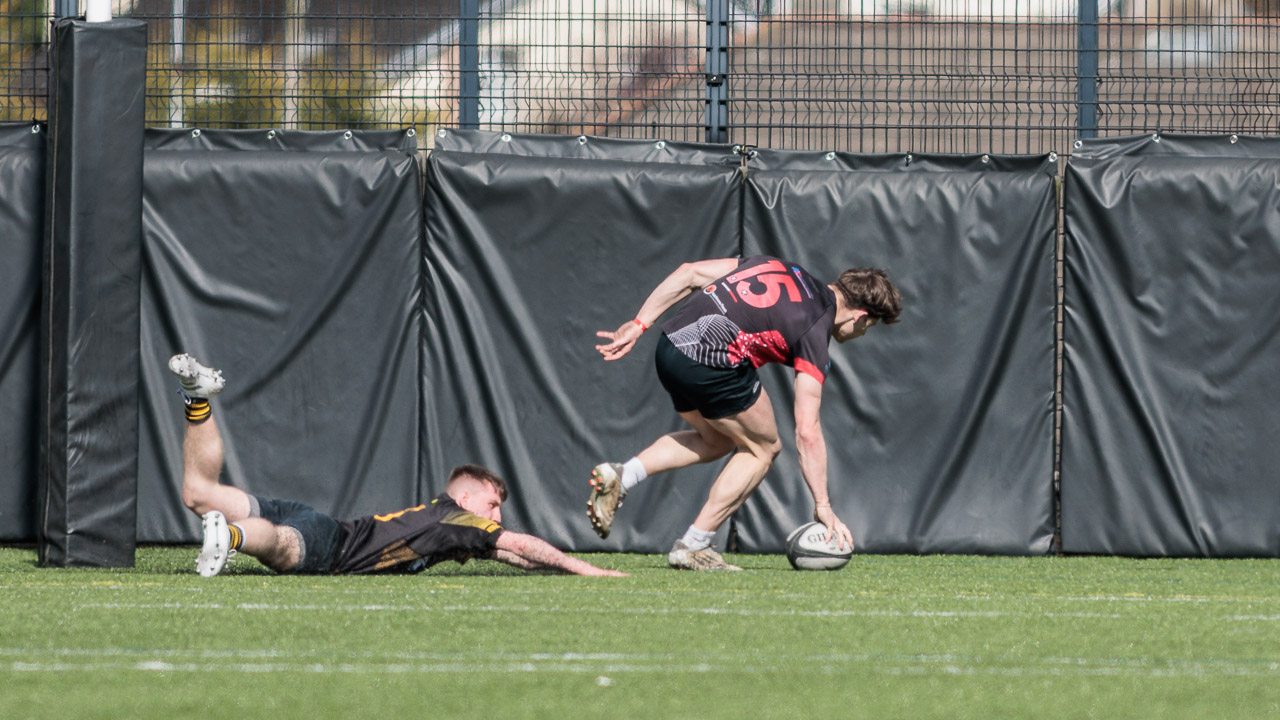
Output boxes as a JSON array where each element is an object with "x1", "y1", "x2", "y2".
[
  {"x1": 168, "y1": 353, "x2": 626, "y2": 578},
  {"x1": 588, "y1": 256, "x2": 902, "y2": 570}
]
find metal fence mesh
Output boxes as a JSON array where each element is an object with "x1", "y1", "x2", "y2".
[{"x1": 2, "y1": 0, "x2": 1279, "y2": 153}]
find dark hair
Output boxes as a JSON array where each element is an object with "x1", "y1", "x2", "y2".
[
  {"x1": 833, "y1": 267, "x2": 903, "y2": 324},
  {"x1": 447, "y1": 464, "x2": 509, "y2": 502}
]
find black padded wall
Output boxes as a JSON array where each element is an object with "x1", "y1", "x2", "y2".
[
  {"x1": 1062, "y1": 134, "x2": 1280, "y2": 557},
  {"x1": 138, "y1": 129, "x2": 422, "y2": 542},
  {"x1": 0, "y1": 124, "x2": 44, "y2": 541},
  {"x1": 734, "y1": 151, "x2": 1059, "y2": 554},
  {"x1": 424, "y1": 131, "x2": 740, "y2": 552},
  {"x1": 39, "y1": 20, "x2": 147, "y2": 566}
]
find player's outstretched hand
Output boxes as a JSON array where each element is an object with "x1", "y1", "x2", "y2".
[
  {"x1": 595, "y1": 321, "x2": 645, "y2": 361},
  {"x1": 586, "y1": 567, "x2": 629, "y2": 578},
  {"x1": 813, "y1": 505, "x2": 853, "y2": 551}
]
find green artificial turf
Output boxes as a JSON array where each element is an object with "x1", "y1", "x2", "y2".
[{"x1": 2, "y1": 547, "x2": 1278, "y2": 719}]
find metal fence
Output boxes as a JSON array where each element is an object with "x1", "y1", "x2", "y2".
[{"x1": 2, "y1": 0, "x2": 1279, "y2": 153}]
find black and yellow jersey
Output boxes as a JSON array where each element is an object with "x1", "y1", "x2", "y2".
[{"x1": 331, "y1": 494, "x2": 503, "y2": 574}]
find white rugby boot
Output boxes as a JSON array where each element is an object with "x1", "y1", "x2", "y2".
[
  {"x1": 169, "y1": 353, "x2": 225, "y2": 400},
  {"x1": 196, "y1": 511, "x2": 233, "y2": 577}
]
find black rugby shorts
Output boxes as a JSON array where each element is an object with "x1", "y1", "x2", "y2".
[{"x1": 654, "y1": 332, "x2": 762, "y2": 420}]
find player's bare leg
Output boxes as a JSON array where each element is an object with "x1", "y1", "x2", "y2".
[
  {"x1": 234, "y1": 518, "x2": 302, "y2": 572},
  {"x1": 588, "y1": 413, "x2": 736, "y2": 538},
  {"x1": 181, "y1": 415, "x2": 252, "y2": 522},
  {"x1": 635, "y1": 419, "x2": 738, "y2": 474},
  {"x1": 669, "y1": 390, "x2": 781, "y2": 571}
]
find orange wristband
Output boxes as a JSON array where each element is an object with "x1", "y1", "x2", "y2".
[{"x1": 632, "y1": 318, "x2": 648, "y2": 332}]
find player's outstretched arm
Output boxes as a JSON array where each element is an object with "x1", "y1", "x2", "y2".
[
  {"x1": 595, "y1": 258, "x2": 740, "y2": 361},
  {"x1": 794, "y1": 372, "x2": 853, "y2": 551},
  {"x1": 493, "y1": 531, "x2": 628, "y2": 577}
]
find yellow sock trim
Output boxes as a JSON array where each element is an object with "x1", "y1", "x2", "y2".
[
  {"x1": 185, "y1": 399, "x2": 211, "y2": 424},
  {"x1": 227, "y1": 524, "x2": 244, "y2": 551}
]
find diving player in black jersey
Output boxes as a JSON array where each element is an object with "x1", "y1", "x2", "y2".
[
  {"x1": 169, "y1": 353, "x2": 625, "y2": 578},
  {"x1": 588, "y1": 256, "x2": 901, "y2": 570}
]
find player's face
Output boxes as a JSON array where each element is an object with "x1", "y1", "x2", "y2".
[
  {"x1": 835, "y1": 314, "x2": 877, "y2": 343},
  {"x1": 460, "y1": 482, "x2": 504, "y2": 524}
]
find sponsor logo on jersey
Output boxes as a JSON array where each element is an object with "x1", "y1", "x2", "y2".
[{"x1": 703, "y1": 284, "x2": 728, "y2": 314}]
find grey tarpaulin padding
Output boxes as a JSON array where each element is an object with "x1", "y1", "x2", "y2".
[
  {"x1": 0, "y1": 124, "x2": 44, "y2": 541},
  {"x1": 424, "y1": 131, "x2": 739, "y2": 552},
  {"x1": 39, "y1": 20, "x2": 147, "y2": 567},
  {"x1": 1062, "y1": 134, "x2": 1280, "y2": 557},
  {"x1": 138, "y1": 128, "x2": 422, "y2": 542},
  {"x1": 735, "y1": 150, "x2": 1059, "y2": 554}
]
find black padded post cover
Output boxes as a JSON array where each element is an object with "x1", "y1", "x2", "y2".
[
  {"x1": 39, "y1": 20, "x2": 146, "y2": 566},
  {"x1": 0, "y1": 124, "x2": 45, "y2": 541},
  {"x1": 138, "y1": 129, "x2": 422, "y2": 542},
  {"x1": 424, "y1": 130, "x2": 740, "y2": 551},
  {"x1": 1062, "y1": 134, "x2": 1280, "y2": 557},
  {"x1": 734, "y1": 151, "x2": 1059, "y2": 555}
]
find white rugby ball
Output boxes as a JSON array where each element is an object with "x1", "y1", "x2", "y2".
[{"x1": 785, "y1": 521, "x2": 853, "y2": 571}]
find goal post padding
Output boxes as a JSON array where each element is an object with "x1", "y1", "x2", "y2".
[{"x1": 39, "y1": 20, "x2": 147, "y2": 567}]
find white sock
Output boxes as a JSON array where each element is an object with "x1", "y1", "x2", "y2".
[
  {"x1": 680, "y1": 525, "x2": 716, "y2": 551},
  {"x1": 621, "y1": 457, "x2": 648, "y2": 491}
]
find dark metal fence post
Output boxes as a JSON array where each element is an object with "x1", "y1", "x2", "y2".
[
  {"x1": 54, "y1": 0, "x2": 77, "y2": 18},
  {"x1": 705, "y1": 0, "x2": 729, "y2": 144},
  {"x1": 1077, "y1": 0, "x2": 1099, "y2": 139},
  {"x1": 459, "y1": 0, "x2": 480, "y2": 129}
]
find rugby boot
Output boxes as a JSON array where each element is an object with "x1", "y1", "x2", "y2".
[
  {"x1": 586, "y1": 462, "x2": 626, "y2": 539},
  {"x1": 668, "y1": 540, "x2": 741, "y2": 571},
  {"x1": 168, "y1": 353, "x2": 225, "y2": 399},
  {"x1": 197, "y1": 511, "x2": 234, "y2": 577}
]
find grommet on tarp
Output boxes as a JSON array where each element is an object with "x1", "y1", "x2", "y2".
[
  {"x1": 824, "y1": 151, "x2": 835, "y2": 161},
  {"x1": 437, "y1": 128, "x2": 447, "y2": 139},
  {"x1": 30, "y1": 124, "x2": 39, "y2": 134},
  {"x1": 1073, "y1": 139, "x2": 1083, "y2": 149},
  {"x1": 1048, "y1": 152, "x2": 1058, "y2": 163},
  {"x1": 655, "y1": 140, "x2": 666, "y2": 150},
  {"x1": 500, "y1": 133, "x2": 512, "y2": 142},
  {"x1": 267, "y1": 129, "x2": 277, "y2": 140},
  {"x1": 1152, "y1": 133, "x2": 1161, "y2": 143},
  {"x1": 343, "y1": 130, "x2": 353, "y2": 140},
  {"x1": 1230, "y1": 134, "x2": 1238, "y2": 144},
  {"x1": 733, "y1": 144, "x2": 757, "y2": 177},
  {"x1": 981, "y1": 154, "x2": 991, "y2": 164},
  {"x1": 406, "y1": 128, "x2": 416, "y2": 137},
  {"x1": 577, "y1": 135, "x2": 587, "y2": 145},
  {"x1": 905, "y1": 153, "x2": 912, "y2": 166},
  {"x1": 191, "y1": 129, "x2": 201, "y2": 138}
]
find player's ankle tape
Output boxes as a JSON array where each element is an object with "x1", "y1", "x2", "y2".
[{"x1": 185, "y1": 400, "x2": 211, "y2": 424}]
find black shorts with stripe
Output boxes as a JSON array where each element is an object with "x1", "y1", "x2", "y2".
[{"x1": 654, "y1": 332, "x2": 762, "y2": 420}]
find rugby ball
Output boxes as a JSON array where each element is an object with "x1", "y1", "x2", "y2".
[{"x1": 785, "y1": 521, "x2": 853, "y2": 571}]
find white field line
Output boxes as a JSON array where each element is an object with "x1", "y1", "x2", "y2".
[
  {"x1": 56, "y1": 601, "x2": 1280, "y2": 622},
  {"x1": 4, "y1": 653, "x2": 1279, "y2": 678},
  {"x1": 5, "y1": 583, "x2": 1279, "y2": 606}
]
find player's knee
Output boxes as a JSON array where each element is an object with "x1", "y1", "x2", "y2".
[
  {"x1": 762, "y1": 436, "x2": 783, "y2": 462},
  {"x1": 181, "y1": 483, "x2": 213, "y2": 515}
]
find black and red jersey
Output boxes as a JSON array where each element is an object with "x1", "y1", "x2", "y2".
[
  {"x1": 661, "y1": 256, "x2": 837, "y2": 383},
  {"x1": 331, "y1": 494, "x2": 503, "y2": 575}
]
